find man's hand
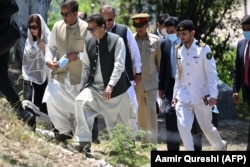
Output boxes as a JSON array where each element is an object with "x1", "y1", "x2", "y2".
[
  {"x1": 66, "y1": 52, "x2": 78, "y2": 62},
  {"x1": 134, "y1": 73, "x2": 141, "y2": 86},
  {"x1": 158, "y1": 90, "x2": 164, "y2": 99},
  {"x1": 171, "y1": 98, "x2": 177, "y2": 106},
  {"x1": 233, "y1": 93, "x2": 240, "y2": 105},
  {"x1": 208, "y1": 98, "x2": 217, "y2": 106},
  {"x1": 46, "y1": 60, "x2": 59, "y2": 71},
  {"x1": 103, "y1": 85, "x2": 113, "y2": 101}
]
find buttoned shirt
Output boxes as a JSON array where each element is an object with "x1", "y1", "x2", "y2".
[
  {"x1": 173, "y1": 39, "x2": 218, "y2": 104},
  {"x1": 134, "y1": 33, "x2": 161, "y2": 91}
]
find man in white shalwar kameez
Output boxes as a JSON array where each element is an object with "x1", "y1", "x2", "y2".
[
  {"x1": 42, "y1": 0, "x2": 88, "y2": 142},
  {"x1": 72, "y1": 14, "x2": 134, "y2": 153}
]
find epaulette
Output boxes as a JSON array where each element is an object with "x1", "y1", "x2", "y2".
[
  {"x1": 149, "y1": 33, "x2": 160, "y2": 40},
  {"x1": 175, "y1": 43, "x2": 182, "y2": 49},
  {"x1": 196, "y1": 40, "x2": 206, "y2": 48}
]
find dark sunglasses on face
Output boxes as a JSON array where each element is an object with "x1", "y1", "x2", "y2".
[
  {"x1": 60, "y1": 12, "x2": 73, "y2": 17},
  {"x1": 29, "y1": 25, "x2": 38, "y2": 30},
  {"x1": 87, "y1": 26, "x2": 99, "y2": 32},
  {"x1": 105, "y1": 18, "x2": 114, "y2": 22}
]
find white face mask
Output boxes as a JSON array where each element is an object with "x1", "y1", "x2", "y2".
[{"x1": 160, "y1": 28, "x2": 168, "y2": 36}]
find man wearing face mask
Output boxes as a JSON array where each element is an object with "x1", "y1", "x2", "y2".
[
  {"x1": 154, "y1": 13, "x2": 169, "y2": 40},
  {"x1": 233, "y1": 15, "x2": 250, "y2": 151},
  {"x1": 158, "y1": 16, "x2": 202, "y2": 151}
]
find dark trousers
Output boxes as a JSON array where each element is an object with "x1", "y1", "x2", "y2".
[
  {"x1": 245, "y1": 87, "x2": 250, "y2": 151},
  {"x1": 23, "y1": 80, "x2": 48, "y2": 128},
  {"x1": 0, "y1": 51, "x2": 20, "y2": 109},
  {"x1": 92, "y1": 117, "x2": 99, "y2": 140}
]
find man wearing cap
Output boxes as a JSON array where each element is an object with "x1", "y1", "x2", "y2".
[
  {"x1": 159, "y1": 16, "x2": 203, "y2": 151},
  {"x1": 172, "y1": 19, "x2": 227, "y2": 150},
  {"x1": 131, "y1": 13, "x2": 161, "y2": 144}
]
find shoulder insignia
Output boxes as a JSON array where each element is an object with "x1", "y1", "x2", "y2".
[
  {"x1": 149, "y1": 33, "x2": 160, "y2": 39},
  {"x1": 175, "y1": 43, "x2": 182, "y2": 49},
  {"x1": 196, "y1": 41, "x2": 206, "y2": 48},
  {"x1": 206, "y1": 52, "x2": 213, "y2": 60}
]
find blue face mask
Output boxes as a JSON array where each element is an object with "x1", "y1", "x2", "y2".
[
  {"x1": 167, "y1": 34, "x2": 178, "y2": 42},
  {"x1": 243, "y1": 31, "x2": 250, "y2": 40}
]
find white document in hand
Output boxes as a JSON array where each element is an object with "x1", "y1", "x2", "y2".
[{"x1": 58, "y1": 56, "x2": 69, "y2": 68}]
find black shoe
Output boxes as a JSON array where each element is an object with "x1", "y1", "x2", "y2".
[
  {"x1": 55, "y1": 132, "x2": 73, "y2": 143},
  {"x1": 92, "y1": 138, "x2": 101, "y2": 144},
  {"x1": 68, "y1": 142, "x2": 92, "y2": 157},
  {"x1": 17, "y1": 108, "x2": 33, "y2": 123}
]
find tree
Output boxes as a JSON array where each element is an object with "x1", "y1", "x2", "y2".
[
  {"x1": 115, "y1": 0, "x2": 241, "y2": 84},
  {"x1": 12, "y1": 0, "x2": 51, "y2": 68}
]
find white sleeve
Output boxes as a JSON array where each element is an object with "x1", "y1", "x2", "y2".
[
  {"x1": 108, "y1": 37, "x2": 126, "y2": 86},
  {"x1": 126, "y1": 28, "x2": 141, "y2": 73},
  {"x1": 45, "y1": 25, "x2": 57, "y2": 62},
  {"x1": 81, "y1": 51, "x2": 90, "y2": 88}
]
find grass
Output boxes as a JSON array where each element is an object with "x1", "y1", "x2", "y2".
[{"x1": 0, "y1": 96, "x2": 249, "y2": 167}]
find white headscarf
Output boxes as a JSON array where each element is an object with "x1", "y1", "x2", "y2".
[{"x1": 22, "y1": 14, "x2": 50, "y2": 84}]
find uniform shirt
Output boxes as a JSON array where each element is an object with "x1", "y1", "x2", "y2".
[
  {"x1": 134, "y1": 33, "x2": 161, "y2": 91},
  {"x1": 173, "y1": 39, "x2": 218, "y2": 104}
]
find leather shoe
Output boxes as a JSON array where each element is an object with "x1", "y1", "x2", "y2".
[{"x1": 17, "y1": 108, "x2": 33, "y2": 122}]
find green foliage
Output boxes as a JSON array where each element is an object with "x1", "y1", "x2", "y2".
[
  {"x1": 47, "y1": 0, "x2": 95, "y2": 30},
  {"x1": 104, "y1": 124, "x2": 154, "y2": 167},
  {"x1": 215, "y1": 45, "x2": 236, "y2": 86}
]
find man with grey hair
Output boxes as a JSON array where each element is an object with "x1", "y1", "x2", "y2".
[{"x1": 99, "y1": 4, "x2": 142, "y2": 133}]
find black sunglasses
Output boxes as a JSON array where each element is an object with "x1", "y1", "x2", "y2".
[
  {"x1": 29, "y1": 25, "x2": 39, "y2": 30},
  {"x1": 105, "y1": 18, "x2": 114, "y2": 22},
  {"x1": 60, "y1": 12, "x2": 73, "y2": 17},
  {"x1": 87, "y1": 26, "x2": 99, "y2": 32}
]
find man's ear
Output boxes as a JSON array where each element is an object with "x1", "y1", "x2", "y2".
[{"x1": 191, "y1": 30, "x2": 195, "y2": 36}]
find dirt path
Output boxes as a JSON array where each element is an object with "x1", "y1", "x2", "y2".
[{"x1": 157, "y1": 117, "x2": 249, "y2": 150}]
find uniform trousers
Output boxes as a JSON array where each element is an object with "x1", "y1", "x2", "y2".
[
  {"x1": 74, "y1": 86, "x2": 134, "y2": 142},
  {"x1": 136, "y1": 89, "x2": 158, "y2": 144},
  {"x1": 164, "y1": 78, "x2": 202, "y2": 151},
  {"x1": 43, "y1": 75, "x2": 81, "y2": 134},
  {"x1": 176, "y1": 102, "x2": 225, "y2": 150}
]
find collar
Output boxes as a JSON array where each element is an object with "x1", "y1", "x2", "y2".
[
  {"x1": 66, "y1": 18, "x2": 79, "y2": 29},
  {"x1": 183, "y1": 39, "x2": 198, "y2": 49},
  {"x1": 135, "y1": 32, "x2": 149, "y2": 40},
  {"x1": 157, "y1": 29, "x2": 165, "y2": 39}
]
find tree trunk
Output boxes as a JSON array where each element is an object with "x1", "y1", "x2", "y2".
[{"x1": 12, "y1": 0, "x2": 51, "y2": 68}]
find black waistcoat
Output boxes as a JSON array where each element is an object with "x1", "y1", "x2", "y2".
[
  {"x1": 112, "y1": 24, "x2": 134, "y2": 81},
  {"x1": 85, "y1": 32, "x2": 131, "y2": 98}
]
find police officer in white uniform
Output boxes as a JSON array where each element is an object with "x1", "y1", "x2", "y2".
[{"x1": 172, "y1": 19, "x2": 227, "y2": 150}]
